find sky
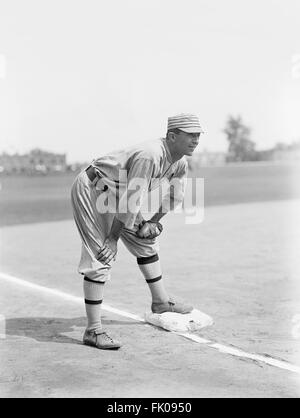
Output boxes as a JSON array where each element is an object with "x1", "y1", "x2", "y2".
[{"x1": 0, "y1": 0, "x2": 299, "y2": 163}]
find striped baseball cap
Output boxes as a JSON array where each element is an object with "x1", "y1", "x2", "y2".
[{"x1": 167, "y1": 113, "x2": 204, "y2": 134}]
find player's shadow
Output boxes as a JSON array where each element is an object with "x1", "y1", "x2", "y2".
[{"x1": 5, "y1": 316, "x2": 139, "y2": 345}]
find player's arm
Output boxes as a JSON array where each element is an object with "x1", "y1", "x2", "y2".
[
  {"x1": 99, "y1": 159, "x2": 155, "y2": 265},
  {"x1": 116, "y1": 158, "x2": 155, "y2": 230},
  {"x1": 150, "y1": 207, "x2": 168, "y2": 223},
  {"x1": 137, "y1": 160, "x2": 188, "y2": 240},
  {"x1": 158, "y1": 159, "x2": 188, "y2": 217},
  {"x1": 136, "y1": 196, "x2": 175, "y2": 240}
]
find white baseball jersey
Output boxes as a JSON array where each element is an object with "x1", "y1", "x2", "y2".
[{"x1": 91, "y1": 137, "x2": 188, "y2": 228}]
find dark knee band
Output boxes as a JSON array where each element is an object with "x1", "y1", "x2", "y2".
[
  {"x1": 137, "y1": 254, "x2": 159, "y2": 265},
  {"x1": 84, "y1": 299, "x2": 103, "y2": 305},
  {"x1": 146, "y1": 275, "x2": 162, "y2": 284},
  {"x1": 84, "y1": 276, "x2": 105, "y2": 284}
]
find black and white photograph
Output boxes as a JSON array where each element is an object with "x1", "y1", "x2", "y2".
[{"x1": 0, "y1": 0, "x2": 299, "y2": 400}]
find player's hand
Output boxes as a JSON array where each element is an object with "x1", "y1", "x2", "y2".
[
  {"x1": 136, "y1": 220, "x2": 163, "y2": 239},
  {"x1": 97, "y1": 237, "x2": 118, "y2": 265}
]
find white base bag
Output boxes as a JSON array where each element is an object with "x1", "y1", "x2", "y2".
[{"x1": 144, "y1": 309, "x2": 214, "y2": 333}]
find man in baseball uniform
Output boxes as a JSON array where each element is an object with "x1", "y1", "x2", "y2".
[{"x1": 71, "y1": 113, "x2": 204, "y2": 350}]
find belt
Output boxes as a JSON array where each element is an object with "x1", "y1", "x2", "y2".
[
  {"x1": 85, "y1": 165, "x2": 99, "y2": 183},
  {"x1": 85, "y1": 165, "x2": 109, "y2": 191}
]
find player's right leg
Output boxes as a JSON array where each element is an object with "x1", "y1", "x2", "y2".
[{"x1": 71, "y1": 170, "x2": 121, "y2": 349}]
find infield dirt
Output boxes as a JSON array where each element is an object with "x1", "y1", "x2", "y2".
[{"x1": 0, "y1": 197, "x2": 299, "y2": 397}]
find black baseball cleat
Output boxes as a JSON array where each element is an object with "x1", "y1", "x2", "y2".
[
  {"x1": 151, "y1": 297, "x2": 193, "y2": 315},
  {"x1": 83, "y1": 329, "x2": 122, "y2": 350}
]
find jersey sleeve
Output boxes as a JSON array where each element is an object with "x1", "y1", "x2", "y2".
[
  {"x1": 160, "y1": 158, "x2": 188, "y2": 214},
  {"x1": 116, "y1": 158, "x2": 155, "y2": 229}
]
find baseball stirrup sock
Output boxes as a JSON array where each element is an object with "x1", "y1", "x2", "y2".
[
  {"x1": 137, "y1": 255, "x2": 168, "y2": 304},
  {"x1": 137, "y1": 254, "x2": 162, "y2": 282},
  {"x1": 83, "y1": 277, "x2": 104, "y2": 332}
]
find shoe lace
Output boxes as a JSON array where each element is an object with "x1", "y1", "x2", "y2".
[{"x1": 101, "y1": 332, "x2": 114, "y2": 343}]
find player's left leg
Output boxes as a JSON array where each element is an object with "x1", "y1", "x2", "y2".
[
  {"x1": 137, "y1": 253, "x2": 169, "y2": 304},
  {"x1": 120, "y1": 228, "x2": 193, "y2": 314}
]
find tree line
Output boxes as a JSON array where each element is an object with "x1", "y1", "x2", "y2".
[{"x1": 224, "y1": 115, "x2": 299, "y2": 162}]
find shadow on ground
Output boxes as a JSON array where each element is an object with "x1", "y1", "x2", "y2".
[{"x1": 4, "y1": 316, "x2": 142, "y2": 345}]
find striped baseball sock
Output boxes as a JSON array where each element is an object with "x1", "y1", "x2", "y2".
[
  {"x1": 137, "y1": 254, "x2": 169, "y2": 304},
  {"x1": 83, "y1": 277, "x2": 104, "y2": 332}
]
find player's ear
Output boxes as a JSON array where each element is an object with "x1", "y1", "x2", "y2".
[{"x1": 167, "y1": 131, "x2": 176, "y2": 143}]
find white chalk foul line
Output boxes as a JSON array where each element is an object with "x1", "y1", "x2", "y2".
[
  {"x1": 1, "y1": 271, "x2": 300, "y2": 375},
  {"x1": 0, "y1": 272, "x2": 144, "y2": 323}
]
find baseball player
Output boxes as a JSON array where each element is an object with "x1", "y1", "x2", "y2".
[{"x1": 71, "y1": 113, "x2": 204, "y2": 350}]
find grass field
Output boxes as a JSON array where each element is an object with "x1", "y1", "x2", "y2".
[
  {"x1": 0, "y1": 162, "x2": 299, "y2": 227},
  {"x1": 0, "y1": 161, "x2": 300, "y2": 398}
]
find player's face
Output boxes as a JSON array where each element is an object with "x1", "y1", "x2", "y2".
[{"x1": 174, "y1": 131, "x2": 201, "y2": 156}]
